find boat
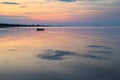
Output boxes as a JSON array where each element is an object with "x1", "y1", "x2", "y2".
[{"x1": 36, "y1": 28, "x2": 45, "y2": 31}]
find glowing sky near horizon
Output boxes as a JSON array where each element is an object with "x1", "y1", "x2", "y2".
[{"x1": 0, "y1": 0, "x2": 120, "y2": 25}]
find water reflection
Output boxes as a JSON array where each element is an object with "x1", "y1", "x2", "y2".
[
  {"x1": 0, "y1": 27, "x2": 120, "y2": 80},
  {"x1": 37, "y1": 49, "x2": 76, "y2": 60},
  {"x1": 37, "y1": 49, "x2": 111, "y2": 61},
  {"x1": 90, "y1": 51, "x2": 113, "y2": 55},
  {"x1": 80, "y1": 54, "x2": 110, "y2": 60},
  {"x1": 88, "y1": 45, "x2": 113, "y2": 49}
]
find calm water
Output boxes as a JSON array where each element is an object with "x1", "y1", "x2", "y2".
[{"x1": 0, "y1": 26, "x2": 120, "y2": 80}]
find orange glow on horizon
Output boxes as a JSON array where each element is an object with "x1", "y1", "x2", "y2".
[{"x1": 0, "y1": 0, "x2": 105, "y2": 23}]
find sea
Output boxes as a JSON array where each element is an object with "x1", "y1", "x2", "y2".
[{"x1": 0, "y1": 26, "x2": 120, "y2": 80}]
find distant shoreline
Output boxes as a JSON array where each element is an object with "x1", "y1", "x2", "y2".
[
  {"x1": 0, "y1": 23, "x2": 120, "y2": 28},
  {"x1": 0, "y1": 23, "x2": 51, "y2": 28}
]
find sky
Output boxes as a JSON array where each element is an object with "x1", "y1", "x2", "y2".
[{"x1": 0, "y1": 0, "x2": 120, "y2": 26}]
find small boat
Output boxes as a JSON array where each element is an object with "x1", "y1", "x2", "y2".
[{"x1": 36, "y1": 28, "x2": 45, "y2": 31}]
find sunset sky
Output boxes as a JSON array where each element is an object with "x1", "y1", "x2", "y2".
[{"x1": 0, "y1": 0, "x2": 120, "y2": 26}]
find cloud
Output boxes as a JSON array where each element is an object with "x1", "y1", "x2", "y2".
[
  {"x1": 0, "y1": 2, "x2": 20, "y2": 5},
  {"x1": 23, "y1": 1, "x2": 49, "y2": 4},
  {"x1": 20, "y1": 6, "x2": 26, "y2": 8},
  {"x1": 0, "y1": 15, "x2": 49, "y2": 24},
  {"x1": 47, "y1": 0, "x2": 99, "y2": 2},
  {"x1": 56, "y1": 0, "x2": 77, "y2": 2},
  {"x1": 0, "y1": 15, "x2": 30, "y2": 24},
  {"x1": 0, "y1": 15, "x2": 27, "y2": 19}
]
